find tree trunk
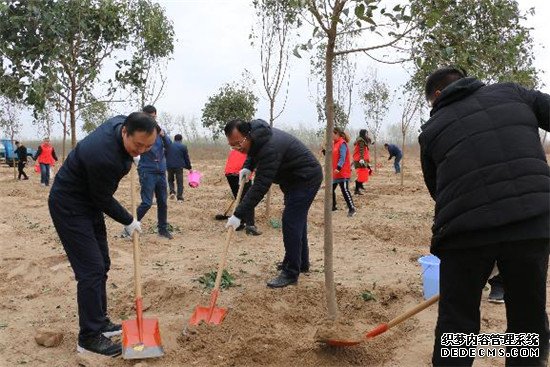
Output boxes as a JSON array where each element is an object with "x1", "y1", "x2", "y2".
[
  {"x1": 11, "y1": 135, "x2": 16, "y2": 180},
  {"x1": 62, "y1": 110, "x2": 68, "y2": 162},
  {"x1": 265, "y1": 99, "x2": 275, "y2": 220},
  {"x1": 324, "y1": 32, "x2": 338, "y2": 321},
  {"x1": 373, "y1": 138, "x2": 378, "y2": 172},
  {"x1": 400, "y1": 132, "x2": 405, "y2": 186},
  {"x1": 70, "y1": 81, "x2": 77, "y2": 148}
]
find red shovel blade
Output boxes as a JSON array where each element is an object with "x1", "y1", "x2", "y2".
[
  {"x1": 323, "y1": 324, "x2": 389, "y2": 347},
  {"x1": 188, "y1": 289, "x2": 227, "y2": 326},
  {"x1": 122, "y1": 298, "x2": 164, "y2": 359}
]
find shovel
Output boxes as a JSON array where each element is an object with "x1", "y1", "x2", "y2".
[
  {"x1": 214, "y1": 198, "x2": 236, "y2": 220},
  {"x1": 122, "y1": 164, "x2": 164, "y2": 359},
  {"x1": 189, "y1": 178, "x2": 246, "y2": 326},
  {"x1": 322, "y1": 294, "x2": 439, "y2": 347}
]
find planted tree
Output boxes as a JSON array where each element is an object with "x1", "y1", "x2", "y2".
[
  {"x1": 0, "y1": 0, "x2": 174, "y2": 148},
  {"x1": 252, "y1": 0, "x2": 295, "y2": 219},
  {"x1": 0, "y1": 96, "x2": 23, "y2": 179},
  {"x1": 116, "y1": 0, "x2": 175, "y2": 108},
  {"x1": 408, "y1": 0, "x2": 538, "y2": 90},
  {"x1": 201, "y1": 82, "x2": 258, "y2": 140},
  {"x1": 81, "y1": 100, "x2": 111, "y2": 135},
  {"x1": 358, "y1": 70, "x2": 392, "y2": 171},
  {"x1": 398, "y1": 92, "x2": 423, "y2": 185},
  {"x1": 290, "y1": 0, "x2": 415, "y2": 320}
]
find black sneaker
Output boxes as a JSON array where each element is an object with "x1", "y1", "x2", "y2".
[
  {"x1": 347, "y1": 209, "x2": 357, "y2": 217},
  {"x1": 488, "y1": 285, "x2": 505, "y2": 304},
  {"x1": 158, "y1": 229, "x2": 174, "y2": 240},
  {"x1": 267, "y1": 272, "x2": 298, "y2": 288},
  {"x1": 101, "y1": 320, "x2": 122, "y2": 337},
  {"x1": 77, "y1": 334, "x2": 122, "y2": 357},
  {"x1": 245, "y1": 225, "x2": 262, "y2": 236},
  {"x1": 235, "y1": 224, "x2": 245, "y2": 231},
  {"x1": 332, "y1": 206, "x2": 338, "y2": 211}
]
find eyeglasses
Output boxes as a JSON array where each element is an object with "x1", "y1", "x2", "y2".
[{"x1": 230, "y1": 136, "x2": 247, "y2": 149}]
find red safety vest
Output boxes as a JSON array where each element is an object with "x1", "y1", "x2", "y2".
[
  {"x1": 37, "y1": 143, "x2": 56, "y2": 165},
  {"x1": 333, "y1": 138, "x2": 351, "y2": 179},
  {"x1": 224, "y1": 150, "x2": 247, "y2": 175},
  {"x1": 353, "y1": 140, "x2": 370, "y2": 162}
]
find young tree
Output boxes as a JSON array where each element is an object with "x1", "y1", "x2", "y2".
[
  {"x1": 252, "y1": 0, "x2": 295, "y2": 219},
  {"x1": 291, "y1": 0, "x2": 415, "y2": 321},
  {"x1": 398, "y1": 92, "x2": 423, "y2": 185},
  {"x1": 81, "y1": 100, "x2": 111, "y2": 135},
  {"x1": 116, "y1": 0, "x2": 175, "y2": 109},
  {"x1": 0, "y1": 0, "x2": 174, "y2": 148},
  {"x1": 358, "y1": 70, "x2": 392, "y2": 171},
  {"x1": 408, "y1": 0, "x2": 538, "y2": 91},
  {"x1": 201, "y1": 82, "x2": 258, "y2": 140}
]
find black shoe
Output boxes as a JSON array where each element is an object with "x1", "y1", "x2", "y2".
[
  {"x1": 158, "y1": 229, "x2": 174, "y2": 240},
  {"x1": 267, "y1": 272, "x2": 298, "y2": 288},
  {"x1": 77, "y1": 334, "x2": 122, "y2": 357},
  {"x1": 354, "y1": 189, "x2": 363, "y2": 195},
  {"x1": 276, "y1": 262, "x2": 309, "y2": 273},
  {"x1": 23, "y1": 177, "x2": 29, "y2": 180},
  {"x1": 347, "y1": 209, "x2": 357, "y2": 217},
  {"x1": 488, "y1": 285, "x2": 505, "y2": 304},
  {"x1": 177, "y1": 197, "x2": 184, "y2": 202},
  {"x1": 245, "y1": 225, "x2": 262, "y2": 236},
  {"x1": 101, "y1": 320, "x2": 122, "y2": 337},
  {"x1": 332, "y1": 206, "x2": 338, "y2": 211},
  {"x1": 235, "y1": 224, "x2": 245, "y2": 231}
]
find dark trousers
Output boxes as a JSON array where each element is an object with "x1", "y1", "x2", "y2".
[
  {"x1": 281, "y1": 185, "x2": 319, "y2": 278},
  {"x1": 433, "y1": 239, "x2": 549, "y2": 367},
  {"x1": 48, "y1": 198, "x2": 110, "y2": 342},
  {"x1": 332, "y1": 180, "x2": 355, "y2": 211},
  {"x1": 17, "y1": 161, "x2": 28, "y2": 179},
  {"x1": 167, "y1": 168, "x2": 184, "y2": 200},
  {"x1": 394, "y1": 155, "x2": 402, "y2": 173},
  {"x1": 40, "y1": 163, "x2": 51, "y2": 185},
  {"x1": 226, "y1": 174, "x2": 254, "y2": 226},
  {"x1": 137, "y1": 171, "x2": 168, "y2": 231}
]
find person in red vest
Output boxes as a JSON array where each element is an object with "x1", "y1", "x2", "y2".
[
  {"x1": 332, "y1": 127, "x2": 356, "y2": 217},
  {"x1": 353, "y1": 129, "x2": 371, "y2": 195},
  {"x1": 224, "y1": 149, "x2": 261, "y2": 235},
  {"x1": 34, "y1": 137, "x2": 58, "y2": 186}
]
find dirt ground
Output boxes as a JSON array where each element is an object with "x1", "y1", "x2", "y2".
[{"x1": 0, "y1": 149, "x2": 542, "y2": 366}]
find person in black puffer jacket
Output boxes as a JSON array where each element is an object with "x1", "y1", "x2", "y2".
[
  {"x1": 223, "y1": 119, "x2": 322, "y2": 288},
  {"x1": 420, "y1": 67, "x2": 550, "y2": 367}
]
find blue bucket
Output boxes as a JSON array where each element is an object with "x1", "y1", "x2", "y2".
[{"x1": 418, "y1": 255, "x2": 440, "y2": 300}]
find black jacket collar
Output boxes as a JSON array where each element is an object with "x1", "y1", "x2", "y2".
[{"x1": 431, "y1": 77, "x2": 485, "y2": 116}]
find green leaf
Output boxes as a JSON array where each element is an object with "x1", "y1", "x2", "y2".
[
  {"x1": 361, "y1": 291, "x2": 376, "y2": 301},
  {"x1": 293, "y1": 46, "x2": 302, "y2": 58}
]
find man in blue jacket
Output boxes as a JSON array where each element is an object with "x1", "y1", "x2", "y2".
[
  {"x1": 384, "y1": 143, "x2": 402, "y2": 173},
  {"x1": 49, "y1": 112, "x2": 157, "y2": 356},
  {"x1": 420, "y1": 67, "x2": 550, "y2": 366},
  {"x1": 135, "y1": 105, "x2": 173, "y2": 239},
  {"x1": 166, "y1": 133, "x2": 192, "y2": 201}
]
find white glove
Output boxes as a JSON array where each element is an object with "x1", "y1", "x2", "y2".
[
  {"x1": 359, "y1": 159, "x2": 365, "y2": 165},
  {"x1": 124, "y1": 219, "x2": 142, "y2": 236},
  {"x1": 239, "y1": 168, "x2": 252, "y2": 182},
  {"x1": 225, "y1": 215, "x2": 241, "y2": 230},
  {"x1": 133, "y1": 155, "x2": 141, "y2": 166}
]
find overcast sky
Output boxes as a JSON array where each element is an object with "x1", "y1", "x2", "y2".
[{"x1": 15, "y1": 0, "x2": 550, "y2": 140}]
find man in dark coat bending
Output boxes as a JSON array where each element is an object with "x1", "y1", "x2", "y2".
[
  {"x1": 420, "y1": 67, "x2": 550, "y2": 367},
  {"x1": 48, "y1": 112, "x2": 158, "y2": 357},
  {"x1": 224, "y1": 119, "x2": 322, "y2": 288}
]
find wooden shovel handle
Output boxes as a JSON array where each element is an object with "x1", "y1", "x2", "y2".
[
  {"x1": 130, "y1": 164, "x2": 142, "y2": 299},
  {"x1": 212, "y1": 178, "x2": 247, "y2": 292},
  {"x1": 388, "y1": 294, "x2": 439, "y2": 328},
  {"x1": 223, "y1": 198, "x2": 236, "y2": 217},
  {"x1": 366, "y1": 294, "x2": 440, "y2": 339}
]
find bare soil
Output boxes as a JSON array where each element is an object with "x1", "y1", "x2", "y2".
[{"x1": 0, "y1": 152, "x2": 540, "y2": 366}]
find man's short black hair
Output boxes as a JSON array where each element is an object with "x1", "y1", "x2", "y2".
[
  {"x1": 15, "y1": 141, "x2": 20, "y2": 145},
  {"x1": 124, "y1": 112, "x2": 159, "y2": 135},
  {"x1": 174, "y1": 134, "x2": 183, "y2": 141},
  {"x1": 224, "y1": 119, "x2": 251, "y2": 137},
  {"x1": 425, "y1": 67, "x2": 467, "y2": 101},
  {"x1": 142, "y1": 105, "x2": 157, "y2": 115}
]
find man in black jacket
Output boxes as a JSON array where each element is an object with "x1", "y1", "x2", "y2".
[
  {"x1": 224, "y1": 119, "x2": 322, "y2": 288},
  {"x1": 420, "y1": 67, "x2": 550, "y2": 366},
  {"x1": 48, "y1": 113, "x2": 158, "y2": 357},
  {"x1": 14, "y1": 141, "x2": 28, "y2": 180}
]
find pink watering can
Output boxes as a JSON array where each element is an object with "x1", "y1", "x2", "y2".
[{"x1": 188, "y1": 170, "x2": 202, "y2": 188}]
